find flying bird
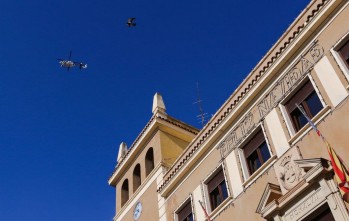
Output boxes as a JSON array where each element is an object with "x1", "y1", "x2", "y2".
[{"x1": 126, "y1": 18, "x2": 136, "y2": 27}]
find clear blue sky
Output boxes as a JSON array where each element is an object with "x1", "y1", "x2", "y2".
[{"x1": 0, "y1": 1, "x2": 310, "y2": 220}]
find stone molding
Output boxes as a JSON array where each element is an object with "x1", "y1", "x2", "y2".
[{"x1": 257, "y1": 158, "x2": 349, "y2": 221}]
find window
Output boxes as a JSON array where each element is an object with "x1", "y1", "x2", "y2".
[
  {"x1": 145, "y1": 148, "x2": 154, "y2": 176},
  {"x1": 176, "y1": 201, "x2": 193, "y2": 221},
  {"x1": 243, "y1": 129, "x2": 271, "y2": 175},
  {"x1": 285, "y1": 80, "x2": 323, "y2": 132},
  {"x1": 121, "y1": 179, "x2": 129, "y2": 207},
  {"x1": 338, "y1": 39, "x2": 349, "y2": 69},
  {"x1": 207, "y1": 170, "x2": 228, "y2": 211},
  {"x1": 332, "y1": 35, "x2": 349, "y2": 79},
  {"x1": 303, "y1": 204, "x2": 335, "y2": 221},
  {"x1": 133, "y1": 164, "x2": 141, "y2": 192}
]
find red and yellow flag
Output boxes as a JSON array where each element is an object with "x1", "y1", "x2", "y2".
[{"x1": 326, "y1": 141, "x2": 349, "y2": 202}]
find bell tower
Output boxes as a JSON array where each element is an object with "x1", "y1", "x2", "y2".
[{"x1": 108, "y1": 93, "x2": 199, "y2": 221}]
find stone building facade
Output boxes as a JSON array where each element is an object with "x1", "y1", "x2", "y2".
[{"x1": 108, "y1": 0, "x2": 349, "y2": 220}]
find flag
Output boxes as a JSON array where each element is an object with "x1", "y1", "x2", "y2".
[
  {"x1": 198, "y1": 200, "x2": 211, "y2": 221},
  {"x1": 326, "y1": 141, "x2": 349, "y2": 202},
  {"x1": 296, "y1": 104, "x2": 349, "y2": 202}
]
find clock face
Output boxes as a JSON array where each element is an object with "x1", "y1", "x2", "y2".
[{"x1": 133, "y1": 202, "x2": 142, "y2": 220}]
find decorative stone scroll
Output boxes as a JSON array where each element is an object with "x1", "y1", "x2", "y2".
[{"x1": 218, "y1": 42, "x2": 324, "y2": 160}]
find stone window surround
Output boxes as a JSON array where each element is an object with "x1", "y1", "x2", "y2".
[
  {"x1": 279, "y1": 75, "x2": 327, "y2": 137},
  {"x1": 207, "y1": 169, "x2": 228, "y2": 211},
  {"x1": 284, "y1": 80, "x2": 322, "y2": 132},
  {"x1": 243, "y1": 128, "x2": 271, "y2": 175},
  {"x1": 173, "y1": 194, "x2": 194, "y2": 221},
  {"x1": 288, "y1": 105, "x2": 331, "y2": 146},
  {"x1": 237, "y1": 124, "x2": 275, "y2": 183},
  {"x1": 202, "y1": 164, "x2": 230, "y2": 217},
  {"x1": 331, "y1": 30, "x2": 349, "y2": 87}
]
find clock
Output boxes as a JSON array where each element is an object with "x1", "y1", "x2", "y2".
[{"x1": 133, "y1": 201, "x2": 142, "y2": 220}]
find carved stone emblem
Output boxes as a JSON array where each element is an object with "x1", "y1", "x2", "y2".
[{"x1": 279, "y1": 155, "x2": 302, "y2": 190}]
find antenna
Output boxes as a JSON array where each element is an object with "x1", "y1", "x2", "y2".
[{"x1": 193, "y1": 82, "x2": 208, "y2": 127}]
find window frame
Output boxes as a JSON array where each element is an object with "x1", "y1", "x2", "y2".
[
  {"x1": 241, "y1": 128, "x2": 271, "y2": 176},
  {"x1": 174, "y1": 196, "x2": 194, "y2": 221},
  {"x1": 282, "y1": 77, "x2": 324, "y2": 134},
  {"x1": 204, "y1": 168, "x2": 229, "y2": 212},
  {"x1": 337, "y1": 39, "x2": 349, "y2": 69},
  {"x1": 331, "y1": 31, "x2": 349, "y2": 82},
  {"x1": 303, "y1": 203, "x2": 335, "y2": 221},
  {"x1": 176, "y1": 201, "x2": 193, "y2": 221}
]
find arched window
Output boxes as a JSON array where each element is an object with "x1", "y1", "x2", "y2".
[
  {"x1": 133, "y1": 164, "x2": 141, "y2": 191},
  {"x1": 121, "y1": 179, "x2": 129, "y2": 207},
  {"x1": 145, "y1": 148, "x2": 154, "y2": 176}
]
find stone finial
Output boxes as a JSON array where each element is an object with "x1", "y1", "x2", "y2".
[
  {"x1": 117, "y1": 142, "x2": 128, "y2": 163},
  {"x1": 152, "y1": 92, "x2": 167, "y2": 116}
]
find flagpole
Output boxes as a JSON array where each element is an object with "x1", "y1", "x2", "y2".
[
  {"x1": 296, "y1": 104, "x2": 325, "y2": 141},
  {"x1": 198, "y1": 200, "x2": 211, "y2": 221},
  {"x1": 296, "y1": 103, "x2": 345, "y2": 164},
  {"x1": 296, "y1": 104, "x2": 349, "y2": 202}
]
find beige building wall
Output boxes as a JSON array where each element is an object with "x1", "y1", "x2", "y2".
[
  {"x1": 157, "y1": 0, "x2": 349, "y2": 220},
  {"x1": 116, "y1": 171, "x2": 161, "y2": 221},
  {"x1": 109, "y1": 1, "x2": 349, "y2": 221}
]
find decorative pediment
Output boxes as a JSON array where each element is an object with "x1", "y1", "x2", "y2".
[
  {"x1": 293, "y1": 158, "x2": 331, "y2": 183},
  {"x1": 293, "y1": 158, "x2": 329, "y2": 171},
  {"x1": 256, "y1": 183, "x2": 282, "y2": 215},
  {"x1": 256, "y1": 158, "x2": 332, "y2": 219}
]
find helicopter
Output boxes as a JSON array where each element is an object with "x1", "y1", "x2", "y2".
[{"x1": 57, "y1": 51, "x2": 87, "y2": 71}]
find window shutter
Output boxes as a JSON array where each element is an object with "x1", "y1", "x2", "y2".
[
  {"x1": 285, "y1": 80, "x2": 314, "y2": 112},
  {"x1": 177, "y1": 202, "x2": 192, "y2": 221},
  {"x1": 207, "y1": 170, "x2": 225, "y2": 193},
  {"x1": 339, "y1": 40, "x2": 349, "y2": 61},
  {"x1": 243, "y1": 130, "x2": 265, "y2": 157}
]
